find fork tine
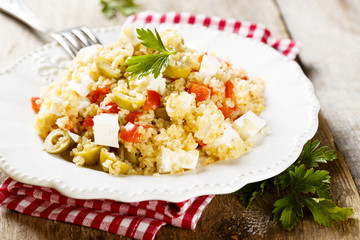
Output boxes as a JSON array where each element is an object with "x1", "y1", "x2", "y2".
[
  {"x1": 81, "y1": 27, "x2": 101, "y2": 45},
  {"x1": 50, "y1": 27, "x2": 100, "y2": 58},
  {"x1": 50, "y1": 33, "x2": 76, "y2": 58},
  {"x1": 62, "y1": 32, "x2": 82, "y2": 52},
  {"x1": 71, "y1": 29, "x2": 91, "y2": 47}
]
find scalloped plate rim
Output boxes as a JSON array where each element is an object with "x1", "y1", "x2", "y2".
[{"x1": 0, "y1": 23, "x2": 320, "y2": 202}]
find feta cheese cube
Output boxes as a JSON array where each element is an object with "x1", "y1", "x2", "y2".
[
  {"x1": 233, "y1": 111, "x2": 266, "y2": 140},
  {"x1": 78, "y1": 98, "x2": 91, "y2": 111},
  {"x1": 158, "y1": 148, "x2": 174, "y2": 173},
  {"x1": 93, "y1": 113, "x2": 120, "y2": 148},
  {"x1": 67, "y1": 131, "x2": 81, "y2": 143},
  {"x1": 132, "y1": 74, "x2": 149, "y2": 89},
  {"x1": 197, "y1": 114, "x2": 213, "y2": 137},
  {"x1": 199, "y1": 55, "x2": 221, "y2": 79},
  {"x1": 166, "y1": 92, "x2": 195, "y2": 118},
  {"x1": 77, "y1": 45, "x2": 99, "y2": 62},
  {"x1": 215, "y1": 123, "x2": 242, "y2": 147},
  {"x1": 56, "y1": 116, "x2": 71, "y2": 129},
  {"x1": 49, "y1": 96, "x2": 63, "y2": 116},
  {"x1": 194, "y1": 103, "x2": 224, "y2": 141},
  {"x1": 179, "y1": 150, "x2": 199, "y2": 170},
  {"x1": 158, "y1": 148, "x2": 199, "y2": 173},
  {"x1": 122, "y1": 24, "x2": 141, "y2": 45},
  {"x1": 146, "y1": 74, "x2": 166, "y2": 95},
  {"x1": 68, "y1": 73, "x2": 94, "y2": 98},
  {"x1": 131, "y1": 74, "x2": 166, "y2": 95},
  {"x1": 102, "y1": 159, "x2": 113, "y2": 170}
]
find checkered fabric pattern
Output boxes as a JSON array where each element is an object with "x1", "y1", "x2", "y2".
[
  {"x1": 0, "y1": 11, "x2": 300, "y2": 240},
  {"x1": 125, "y1": 11, "x2": 300, "y2": 59},
  {"x1": 0, "y1": 178, "x2": 214, "y2": 240}
]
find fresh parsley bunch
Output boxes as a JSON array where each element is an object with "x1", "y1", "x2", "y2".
[
  {"x1": 100, "y1": 0, "x2": 141, "y2": 18},
  {"x1": 236, "y1": 140, "x2": 353, "y2": 230},
  {"x1": 125, "y1": 28, "x2": 176, "y2": 79}
]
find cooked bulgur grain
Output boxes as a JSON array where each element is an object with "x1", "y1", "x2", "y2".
[{"x1": 33, "y1": 26, "x2": 266, "y2": 176}]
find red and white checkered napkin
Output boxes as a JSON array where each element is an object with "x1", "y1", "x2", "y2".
[
  {"x1": 125, "y1": 11, "x2": 300, "y2": 59},
  {"x1": 0, "y1": 12, "x2": 300, "y2": 240},
  {"x1": 0, "y1": 178, "x2": 214, "y2": 240}
]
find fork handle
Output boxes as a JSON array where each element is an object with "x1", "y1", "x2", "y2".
[{"x1": 0, "y1": 0, "x2": 51, "y2": 33}]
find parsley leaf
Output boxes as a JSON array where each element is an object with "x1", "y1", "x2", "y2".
[
  {"x1": 125, "y1": 28, "x2": 176, "y2": 79},
  {"x1": 303, "y1": 197, "x2": 354, "y2": 227},
  {"x1": 277, "y1": 140, "x2": 337, "y2": 189},
  {"x1": 273, "y1": 195, "x2": 304, "y2": 230},
  {"x1": 235, "y1": 140, "x2": 353, "y2": 230},
  {"x1": 136, "y1": 28, "x2": 168, "y2": 53},
  {"x1": 126, "y1": 53, "x2": 170, "y2": 79},
  {"x1": 289, "y1": 165, "x2": 330, "y2": 194},
  {"x1": 315, "y1": 184, "x2": 332, "y2": 199},
  {"x1": 274, "y1": 165, "x2": 336, "y2": 229},
  {"x1": 299, "y1": 140, "x2": 337, "y2": 167},
  {"x1": 100, "y1": 0, "x2": 141, "y2": 19},
  {"x1": 235, "y1": 180, "x2": 270, "y2": 208}
]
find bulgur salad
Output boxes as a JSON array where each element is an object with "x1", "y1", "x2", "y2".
[{"x1": 31, "y1": 25, "x2": 266, "y2": 176}]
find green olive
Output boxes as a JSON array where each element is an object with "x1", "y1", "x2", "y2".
[
  {"x1": 118, "y1": 145, "x2": 124, "y2": 161},
  {"x1": 124, "y1": 148, "x2": 139, "y2": 165},
  {"x1": 44, "y1": 129, "x2": 71, "y2": 154},
  {"x1": 113, "y1": 87, "x2": 145, "y2": 110},
  {"x1": 73, "y1": 145, "x2": 101, "y2": 165},
  {"x1": 112, "y1": 161, "x2": 130, "y2": 174},
  {"x1": 96, "y1": 56, "x2": 122, "y2": 79},
  {"x1": 100, "y1": 148, "x2": 130, "y2": 174},
  {"x1": 163, "y1": 62, "x2": 191, "y2": 79},
  {"x1": 154, "y1": 107, "x2": 170, "y2": 121},
  {"x1": 100, "y1": 148, "x2": 118, "y2": 172},
  {"x1": 117, "y1": 145, "x2": 138, "y2": 165}
]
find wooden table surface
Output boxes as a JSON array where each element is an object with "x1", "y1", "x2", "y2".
[{"x1": 1, "y1": 0, "x2": 360, "y2": 239}]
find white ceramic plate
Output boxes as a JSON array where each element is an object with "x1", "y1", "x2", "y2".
[{"x1": 0, "y1": 24, "x2": 319, "y2": 202}]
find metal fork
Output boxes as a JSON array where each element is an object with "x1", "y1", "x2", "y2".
[{"x1": 0, "y1": 0, "x2": 101, "y2": 58}]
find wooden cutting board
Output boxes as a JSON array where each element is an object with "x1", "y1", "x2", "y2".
[{"x1": 0, "y1": 0, "x2": 359, "y2": 239}]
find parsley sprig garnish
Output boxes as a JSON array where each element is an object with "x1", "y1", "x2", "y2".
[
  {"x1": 125, "y1": 28, "x2": 176, "y2": 79},
  {"x1": 100, "y1": 0, "x2": 141, "y2": 18},
  {"x1": 235, "y1": 140, "x2": 353, "y2": 230}
]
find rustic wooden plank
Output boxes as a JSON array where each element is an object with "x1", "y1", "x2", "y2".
[
  {"x1": 156, "y1": 115, "x2": 360, "y2": 240},
  {"x1": 0, "y1": 0, "x2": 359, "y2": 239},
  {"x1": 275, "y1": 0, "x2": 360, "y2": 189}
]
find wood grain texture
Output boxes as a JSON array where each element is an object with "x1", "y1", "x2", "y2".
[
  {"x1": 276, "y1": 0, "x2": 360, "y2": 189},
  {"x1": 0, "y1": 0, "x2": 359, "y2": 239}
]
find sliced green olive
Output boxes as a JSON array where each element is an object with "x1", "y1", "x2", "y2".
[
  {"x1": 154, "y1": 107, "x2": 170, "y2": 121},
  {"x1": 73, "y1": 145, "x2": 101, "y2": 165},
  {"x1": 100, "y1": 148, "x2": 118, "y2": 172},
  {"x1": 44, "y1": 129, "x2": 71, "y2": 154},
  {"x1": 96, "y1": 56, "x2": 122, "y2": 79},
  {"x1": 100, "y1": 148, "x2": 130, "y2": 174},
  {"x1": 112, "y1": 161, "x2": 130, "y2": 174},
  {"x1": 118, "y1": 144, "x2": 125, "y2": 160},
  {"x1": 163, "y1": 62, "x2": 191, "y2": 79},
  {"x1": 117, "y1": 145, "x2": 138, "y2": 165},
  {"x1": 124, "y1": 148, "x2": 139, "y2": 165},
  {"x1": 113, "y1": 87, "x2": 145, "y2": 110}
]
